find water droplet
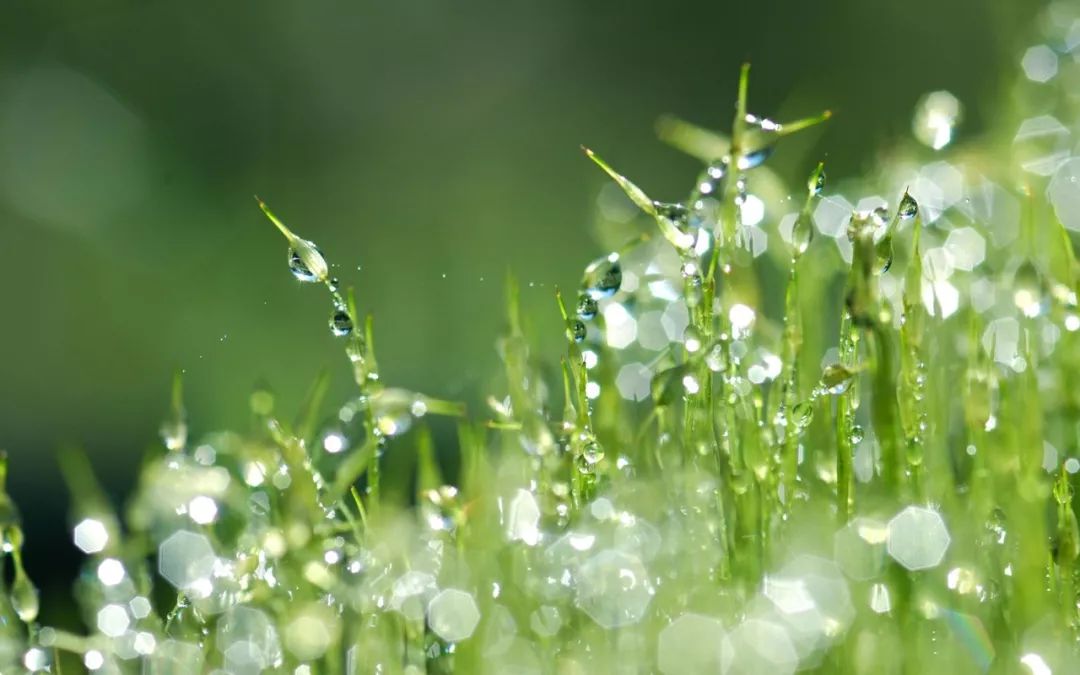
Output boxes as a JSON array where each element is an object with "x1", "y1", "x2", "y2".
[
  {"x1": 577, "y1": 294, "x2": 598, "y2": 320},
  {"x1": 739, "y1": 115, "x2": 780, "y2": 169},
  {"x1": 792, "y1": 401, "x2": 814, "y2": 429},
  {"x1": 849, "y1": 425, "x2": 864, "y2": 444},
  {"x1": 569, "y1": 320, "x2": 586, "y2": 343},
  {"x1": 791, "y1": 215, "x2": 813, "y2": 256},
  {"x1": 582, "y1": 255, "x2": 622, "y2": 299},
  {"x1": 11, "y1": 570, "x2": 38, "y2": 623},
  {"x1": 329, "y1": 310, "x2": 353, "y2": 337},
  {"x1": 683, "y1": 326, "x2": 703, "y2": 353},
  {"x1": 898, "y1": 193, "x2": 919, "y2": 220},
  {"x1": 820, "y1": 364, "x2": 856, "y2": 394},
  {"x1": 875, "y1": 236, "x2": 894, "y2": 274},
  {"x1": 809, "y1": 165, "x2": 826, "y2": 195},
  {"x1": 582, "y1": 440, "x2": 604, "y2": 465},
  {"x1": 1013, "y1": 260, "x2": 1047, "y2": 317},
  {"x1": 288, "y1": 240, "x2": 328, "y2": 283}
]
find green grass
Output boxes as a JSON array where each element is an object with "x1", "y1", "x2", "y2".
[{"x1": 4, "y1": 11, "x2": 1080, "y2": 675}]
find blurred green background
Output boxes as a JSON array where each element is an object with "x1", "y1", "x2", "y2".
[{"x1": 0, "y1": 0, "x2": 1042, "y2": 616}]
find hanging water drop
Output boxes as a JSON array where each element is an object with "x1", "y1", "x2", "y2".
[
  {"x1": 898, "y1": 193, "x2": 919, "y2": 220},
  {"x1": 330, "y1": 310, "x2": 354, "y2": 337},
  {"x1": 577, "y1": 294, "x2": 599, "y2": 321},
  {"x1": 288, "y1": 241, "x2": 328, "y2": 283},
  {"x1": 683, "y1": 326, "x2": 703, "y2": 353},
  {"x1": 569, "y1": 319, "x2": 587, "y2": 344},
  {"x1": 11, "y1": 569, "x2": 38, "y2": 623},
  {"x1": 792, "y1": 401, "x2": 814, "y2": 429},
  {"x1": 821, "y1": 364, "x2": 856, "y2": 394},
  {"x1": 739, "y1": 115, "x2": 781, "y2": 170},
  {"x1": 1013, "y1": 260, "x2": 1047, "y2": 318},
  {"x1": 849, "y1": 425, "x2": 865, "y2": 445},
  {"x1": 875, "y1": 236, "x2": 894, "y2": 274},
  {"x1": 582, "y1": 254, "x2": 622, "y2": 299},
  {"x1": 582, "y1": 440, "x2": 604, "y2": 465},
  {"x1": 791, "y1": 216, "x2": 813, "y2": 256},
  {"x1": 809, "y1": 165, "x2": 826, "y2": 196}
]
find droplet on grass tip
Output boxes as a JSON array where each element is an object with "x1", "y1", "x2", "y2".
[
  {"x1": 288, "y1": 241, "x2": 328, "y2": 283},
  {"x1": 576, "y1": 294, "x2": 598, "y2": 320},
  {"x1": 569, "y1": 319, "x2": 587, "y2": 343},
  {"x1": 582, "y1": 254, "x2": 622, "y2": 299},
  {"x1": 1013, "y1": 260, "x2": 1047, "y2": 317},
  {"x1": 330, "y1": 309, "x2": 353, "y2": 337},
  {"x1": 898, "y1": 192, "x2": 919, "y2": 220},
  {"x1": 792, "y1": 401, "x2": 814, "y2": 429}
]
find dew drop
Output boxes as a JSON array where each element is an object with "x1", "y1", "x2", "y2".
[
  {"x1": 809, "y1": 166, "x2": 826, "y2": 196},
  {"x1": 288, "y1": 240, "x2": 328, "y2": 283},
  {"x1": 569, "y1": 320, "x2": 587, "y2": 343},
  {"x1": 792, "y1": 401, "x2": 814, "y2": 429},
  {"x1": 898, "y1": 193, "x2": 919, "y2": 220},
  {"x1": 791, "y1": 216, "x2": 813, "y2": 256},
  {"x1": 577, "y1": 294, "x2": 599, "y2": 321},
  {"x1": 875, "y1": 236, "x2": 894, "y2": 274},
  {"x1": 582, "y1": 255, "x2": 622, "y2": 300},
  {"x1": 821, "y1": 364, "x2": 856, "y2": 394},
  {"x1": 330, "y1": 310, "x2": 353, "y2": 337},
  {"x1": 849, "y1": 425, "x2": 865, "y2": 445},
  {"x1": 582, "y1": 441, "x2": 604, "y2": 465},
  {"x1": 1013, "y1": 260, "x2": 1047, "y2": 317},
  {"x1": 11, "y1": 570, "x2": 38, "y2": 623}
]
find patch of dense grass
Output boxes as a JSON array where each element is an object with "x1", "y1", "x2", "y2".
[{"x1": 5, "y1": 7, "x2": 1080, "y2": 675}]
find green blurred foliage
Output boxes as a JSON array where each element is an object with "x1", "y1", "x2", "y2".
[{"x1": 0, "y1": 0, "x2": 1043, "y2": 579}]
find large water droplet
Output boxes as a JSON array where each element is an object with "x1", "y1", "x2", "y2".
[
  {"x1": 849, "y1": 425, "x2": 865, "y2": 445},
  {"x1": 1013, "y1": 260, "x2": 1047, "y2": 318},
  {"x1": 330, "y1": 310, "x2": 353, "y2": 337},
  {"x1": 791, "y1": 215, "x2": 813, "y2": 256},
  {"x1": 820, "y1": 364, "x2": 856, "y2": 395},
  {"x1": 569, "y1": 320, "x2": 587, "y2": 344},
  {"x1": 809, "y1": 166, "x2": 826, "y2": 196},
  {"x1": 792, "y1": 401, "x2": 814, "y2": 429},
  {"x1": 11, "y1": 570, "x2": 38, "y2": 623},
  {"x1": 582, "y1": 255, "x2": 622, "y2": 299},
  {"x1": 898, "y1": 193, "x2": 919, "y2": 220},
  {"x1": 582, "y1": 440, "x2": 604, "y2": 465},
  {"x1": 288, "y1": 240, "x2": 328, "y2": 283},
  {"x1": 875, "y1": 236, "x2": 894, "y2": 274},
  {"x1": 739, "y1": 115, "x2": 781, "y2": 170},
  {"x1": 577, "y1": 294, "x2": 598, "y2": 321}
]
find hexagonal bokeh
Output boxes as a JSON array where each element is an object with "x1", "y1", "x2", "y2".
[
  {"x1": 943, "y1": 227, "x2": 986, "y2": 271},
  {"x1": 427, "y1": 589, "x2": 480, "y2": 642},
  {"x1": 1014, "y1": 115, "x2": 1070, "y2": 176},
  {"x1": 813, "y1": 195, "x2": 854, "y2": 239},
  {"x1": 96, "y1": 604, "x2": 130, "y2": 638},
  {"x1": 505, "y1": 489, "x2": 541, "y2": 546},
  {"x1": 723, "y1": 618, "x2": 797, "y2": 675},
  {"x1": 147, "y1": 640, "x2": 205, "y2": 674},
  {"x1": 1049, "y1": 158, "x2": 1080, "y2": 233},
  {"x1": 616, "y1": 363, "x2": 652, "y2": 402},
  {"x1": 574, "y1": 549, "x2": 654, "y2": 629},
  {"x1": 657, "y1": 613, "x2": 726, "y2": 675},
  {"x1": 73, "y1": 518, "x2": 109, "y2": 554},
  {"x1": 158, "y1": 530, "x2": 216, "y2": 592},
  {"x1": 833, "y1": 517, "x2": 888, "y2": 581},
  {"x1": 764, "y1": 555, "x2": 855, "y2": 660},
  {"x1": 1021, "y1": 45, "x2": 1058, "y2": 83},
  {"x1": 390, "y1": 571, "x2": 438, "y2": 622},
  {"x1": 887, "y1": 506, "x2": 951, "y2": 571},
  {"x1": 217, "y1": 606, "x2": 283, "y2": 673}
]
